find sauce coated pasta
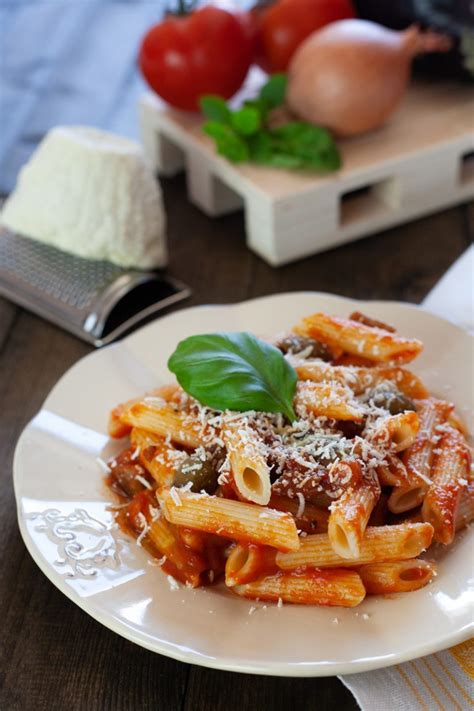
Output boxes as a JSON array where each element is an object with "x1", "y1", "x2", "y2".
[{"x1": 104, "y1": 310, "x2": 472, "y2": 607}]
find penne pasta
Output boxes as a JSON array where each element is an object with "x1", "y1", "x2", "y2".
[
  {"x1": 294, "y1": 312, "x2": 423, "y2": 364},
  {"x1": 422, "y1": 426, "x2": 471, "y2": 544},
  {"x1": 295, "y1": 381, "x2": 364, "y2": 421},
  {"x1": 369, "y1": 411, "x2": 419, "y2": 453},
  {"x1": 130, "y1": 428, "x2": 186, "y2": 488},
  {"x1": 147, "y1": 516, "x2": 207, "y2": 587},
  {"x1": 455, "y1": 480, "x2": 474, "y2": 532},
  {"x1": 328, "y1": 471, "x2": 380, "y2": 558},
  {"x1": 108, "y1": 384, "x2": 182, "y2": 439},
  {"x1": 114, "y1": 490, "x2": 207, "y2": 587},
  {"x1": 348, "y1": 311, "x2": 396, "y2": 333},
  {"x1": 159, "y1": 488, "x2": 300, "y2": 552},
  {"x1": 109, "y1": 397, "x2": 141, "y2": 440},
  {"x1": 276, "y1": 523, "x2": 433, "y2": 569},
  {"x1": 105, "y1": 308, "x2": 470, "y2": 608},
  {"x1": 389, "y1": 398, "x2": 453, "y2": 514},
  {"x1": 225, "y1": 543, "x2": 277, "y2": 586},
  {"x1": 221, "y1": 424, "x2": 271, "y2": 505},
  {"x1": 294, "y1": 361, "x2": 428, "y2": 399},
  {"x1": 358, "y1": 559, "x2": 436, "y2": 594},
  {"x1": 121, "y1": 401, "x2": 207, "y2": 448},
  {"x1": 232, "y1": 568, "x2": 366, "y2": 607},
  {"x1": 178, "y1": 528, "x2": 207, "y2": 553},
  {"x1": 376, "y1": 454, "x2": 411, "y2": 488}
]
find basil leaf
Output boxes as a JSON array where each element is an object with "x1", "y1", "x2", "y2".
[
  {"x1": 247, "y1": 131, "x2": 273, "y2": 163},
  {"x1": 243, "y1": 98, "x2": 269, "y2": 122},
  {"x1": 203, "y1": 122, "x2": 249, "y2": 162},
  {"x1": 269, "y1": 122, "x2": 341, "y2": 171},
  {"x1": 259, "y1": 73, "x2": 287, "y2": 108},
  {"x1": 200, "y1": 96, "x2": 231, "y2": 124},
  {"x1": 168, "y1": 332, "x2": 297, "y2": 422},
  {"x1": 231, "y1": 107, "x2": 261, "y2": 136}
]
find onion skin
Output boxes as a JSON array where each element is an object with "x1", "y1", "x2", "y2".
[{"x1": 287, "y1": 20, "x2": 448, "y2": 137}]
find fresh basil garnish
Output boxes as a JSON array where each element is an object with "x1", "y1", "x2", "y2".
[
  {"x1": 168, "y1": 332, "x2": 297, "y2": 421},
  {"x1": 200, "y1": 74, "x2": 341, "y2": 172}
]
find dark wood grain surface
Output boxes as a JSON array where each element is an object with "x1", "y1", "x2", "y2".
[{"x1": 0, "y1": 178, "x2": 472, "y2": 711}]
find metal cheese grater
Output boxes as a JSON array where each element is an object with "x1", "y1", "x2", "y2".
[{"x1": 0, "y1": 229, "x2": 190, "y2": 346}]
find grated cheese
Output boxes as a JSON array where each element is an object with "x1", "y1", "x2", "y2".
[
  {"x1": 136, "y1": 512, "x2": 149, "y2": 546},
  {"x1": 296, "y1": 492, "x2": 305, "y2": 518},
  {"x1": 135, "y1": 474, "x2": 152, "y2": 490},
  {"x1": 170, "y1": 487, "x2": 182, "y2": 507},
  {"x1": 96, "y1": 457, "x2": 111, "y2": 474}
]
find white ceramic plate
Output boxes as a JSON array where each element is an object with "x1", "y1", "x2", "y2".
[{"x1": 14, "y1": 292, "x2": 474, "y2": 676}]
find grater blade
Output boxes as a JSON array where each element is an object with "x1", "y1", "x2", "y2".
[{"x1": 0, "y1": 228, "x2": 190, "y2": 346}]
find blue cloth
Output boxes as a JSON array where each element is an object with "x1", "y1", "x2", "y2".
[{"x1": 0, "y1": 0, "x2": 165, "y2": 193}]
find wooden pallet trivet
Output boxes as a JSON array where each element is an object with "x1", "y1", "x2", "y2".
[{"x1": 139, "y1": 74, "x2": 474, "y2": 266}]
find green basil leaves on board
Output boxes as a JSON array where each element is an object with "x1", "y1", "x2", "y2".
[
  {"x1": 168, "y1": 332, "x2": 298, "y2": 422},
  {"x1": 200, "y1": 74, "x2": 341, "y2": 172}
]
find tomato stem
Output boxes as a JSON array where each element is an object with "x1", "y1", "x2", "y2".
[{"x1": 176, "y1": 0, "x2": 196, "y2": 15}]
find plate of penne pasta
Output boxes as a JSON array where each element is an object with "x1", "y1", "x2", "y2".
[{"x1": 14, "y1": 292, "x2": 473, "y2": 676}]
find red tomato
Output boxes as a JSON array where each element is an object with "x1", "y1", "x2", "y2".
[
  {"x1": 139, "y1": 6, "x2": 255, "y2": 111},
  {"x1": 259, "y1": 0, "x2": 355, "y2": 72}
]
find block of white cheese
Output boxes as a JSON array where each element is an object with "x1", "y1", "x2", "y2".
[{"x1": 1, "y1": 126, "x2": 167, "y2": 269}]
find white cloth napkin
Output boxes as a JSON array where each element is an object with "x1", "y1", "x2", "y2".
[
  {"x1": 338, "y1": 245, "x2": 474, "y2": 710},
  {"x1": 422, "y1": 245, "x2": 474, "y2": 333}
]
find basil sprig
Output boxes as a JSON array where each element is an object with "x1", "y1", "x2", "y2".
[
  {"x1": 200, "y1": 74, "x2": 341, "y2": 172},
  {"x1": 168, "y1": 332, "x2": 297, "y2": 422}
]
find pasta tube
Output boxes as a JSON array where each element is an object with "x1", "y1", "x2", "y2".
[
  {"x1": 232, "y1": 569, "x2": 366, "y2": 607},
  {"x1": 358, "y1": 559, "x2": 436, "y2": 594},
  {"x1": 389, "y1": 398, "x2": 453, "y2": 513},
  {"x1": 108, "y1": 385, "x2": 181, "y2": 439},
  {"x1": 294, "y1": 362, "x2": 428, "y2": 399},
  {"x1": 376, "y1": 454, "x2": 411, "y2": 488},
  {"x1": 121, "y1": 401, "x2": 206, "y2": 448},
  {"x1": 422, "y1": 426, "x2": 471, "y2": 544},
  {"x1": 130, "y1": 428, "x2": 186, "y2": 488},
  {"x1": 147, "y1": 516, "x2": 207, "y2": 587},
  {"x1": 222, "y1": 424, "x2": 271, "y2": 505},
  {"x1": 294, "y1": 312, "x2": 423, "y2": 364},
  {"x1": 328, "y1": 473, "x2": 379, "y2": 558},
  {"x1": 276, "y1": 523, "x2": 433, "y2": 569},
  {"x1": 159, "y1": 489, "x2": 300, "y2": 552},
  {"x1": 369, "y1": 411, "x2": 419, "y2": 453},
  {"x1": 455, "y1": 481, "x2": 474, "y2": 532},
  {"x1": 295, "y1": 381, "x2": 364, "y2": 421},
  {"x1": 225, "y1": 544, "x2": 277, "y2": 586}
]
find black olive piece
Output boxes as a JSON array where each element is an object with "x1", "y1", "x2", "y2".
[
  {"x1": 275, "y1": 334, "x2": 332, "y2": 361},
  {"x1": 173, "y1": 450, "x2": 222, "y2": 493},
  {"x1": 370, "y1": 385, "x2": 415, "y2": 415},
  {"x1": 112, "y1": 465, "x2": 149, "y2": 498}
]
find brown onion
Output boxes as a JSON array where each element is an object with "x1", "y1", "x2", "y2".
[{"x1": 287, "y1": 20, "x2": 451, "y2": 137}]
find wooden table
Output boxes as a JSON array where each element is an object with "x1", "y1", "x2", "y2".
[{"x1": 0, "y1": 178, "x2": 472, "y2": 710}]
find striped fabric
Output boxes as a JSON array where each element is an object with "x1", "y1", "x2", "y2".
[{"x1": 340, "y1": 640, "x2": 473, "y2": 711}]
